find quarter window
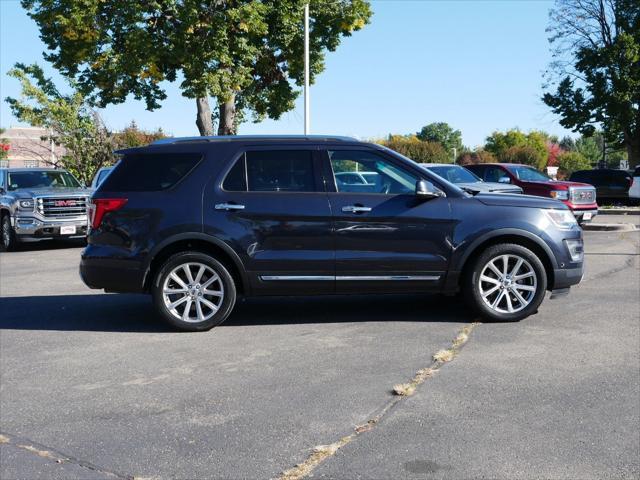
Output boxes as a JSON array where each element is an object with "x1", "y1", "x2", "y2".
[{"x1": 329, "y1": 150, "x2": 418, "y2": 194}]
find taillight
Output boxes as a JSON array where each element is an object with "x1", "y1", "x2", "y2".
[{"x1": 89, "y1": 198, "x2": 127, "y2": 229}]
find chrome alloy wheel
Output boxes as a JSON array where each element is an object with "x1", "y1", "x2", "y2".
[
  {"x1": 478, "y1": 254, "x2": 537, "y2": 314},
  {"x1": 162, "y1": 262, "x2": 224, "y2": 323}
]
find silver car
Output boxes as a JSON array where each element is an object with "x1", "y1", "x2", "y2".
[{"x1": 421, "y1": 163, "x2": 524, "y2": 194}]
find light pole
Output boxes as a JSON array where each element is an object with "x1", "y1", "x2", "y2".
[{"x1": 304, "y1": 2, "x2": 310, "y2": 135}]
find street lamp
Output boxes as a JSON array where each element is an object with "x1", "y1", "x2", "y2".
[{"x1": 304, "y1": 2, "x2": 310, "y2": 135}]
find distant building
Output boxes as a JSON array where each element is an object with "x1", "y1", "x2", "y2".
[{"x1": 0, "y1": 126, "x2": 65, "y2": 168}]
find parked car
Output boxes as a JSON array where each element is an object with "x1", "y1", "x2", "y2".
[
  {"x1": 421, "y1": 163, "x2": 523, "y2": 194},
  {"x1": 80, "y1": 136, "x2": 585, "y2": 331},
  {"x1": 0, "y1": 168, "x2": 91, "y2": 251},
  {"x1": 630, "y1": 166, "x2": 640, "y2": 204},
  {"x1": 466, "y1": 163, "x2": 598, "y2": 224},
  {"x1": 91, "y1": 166, "x2": 114, "y2": 189},
  {"x1": 569, "y1": 169, "x2": 633, "y2": 204}
]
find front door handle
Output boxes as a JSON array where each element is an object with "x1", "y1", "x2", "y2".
[
  {"x1": 215, "y1": 203, "x2": 245, "y2": 211},
  {"x1": 342, "y1": 205, "x2": 372, "y2": 213}
]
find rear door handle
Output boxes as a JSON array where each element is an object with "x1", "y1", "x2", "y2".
[
  {"x1": 215, "y1": 203, "x2": 245, "y2": 211},
  {"x1": 342, "y1": 205, "x2": 372, "y2": 213}
]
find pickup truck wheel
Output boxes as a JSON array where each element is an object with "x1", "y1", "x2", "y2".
[
  {"x1": 464, "y1": 243, "x2": 547, "y2": 322},
  {"x1": 152, "y1": 252, "x2": 237, "y2": 332},
  {"x1": 0, "y1": 214, "x2": 17, "y2": 252}
]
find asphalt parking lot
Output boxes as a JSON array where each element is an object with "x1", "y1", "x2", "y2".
[{"x1": 1, "y1": 217, "x2": 639, "y2": 480}]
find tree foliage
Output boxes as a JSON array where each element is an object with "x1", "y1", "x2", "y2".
[
  {"x1": 378, "y1": 135, "x2": 451, "y2": 164},
  {"x1": 416, "y1": 122, "x2": 463, "y2": 154},
  {"x1": 113, "y1": 121, "x2": 167, "y2": 150},
  {"x1": 21, "y1": 0, "x2": 372, "y2": 136},
  {"x1": 484, "y1": 129, "x2": 549, "y2": 170},
  {"x1": 456, "y1": 149, "x2": 497, "y2": 166},
  {"x1": 543, "y1": 0, "x2": 640, "y2": 167},
  {"x1": 557, "y1": 151, "x2": 592, "y2": 176},
  {"x1": 5, "y1": 63, "x2": 115, "y2": 184}
]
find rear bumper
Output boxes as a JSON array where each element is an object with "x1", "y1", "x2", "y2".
[{"x1": 79, "y1": 256, "x2": 145, "y2": 293}]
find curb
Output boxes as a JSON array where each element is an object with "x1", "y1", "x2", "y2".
[
  {"x1": 598, "y1": 209, "x2": 640, "y2": 215},
  {"x1": 582, "y1": 223, "x2": 638, "y2": 232}
]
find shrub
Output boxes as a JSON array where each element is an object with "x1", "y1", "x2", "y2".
[{"x1": 378, "y1": 135, "x2": 450, "y2": 164}]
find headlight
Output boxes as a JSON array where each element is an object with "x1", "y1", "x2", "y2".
[
  {"x1": 550, "y1": 190, "x2": 569, "y2": 200},
  {"x1": 18, "y1": 200, "x2": 34, "y2": 209},
  {"x1": 543, "y1": 209, "x2": 577, "y2": 230}
]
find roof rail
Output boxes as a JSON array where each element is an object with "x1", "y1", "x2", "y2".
[{"x1": 151, "y1": 134, "x2": 358, "y2": 145}]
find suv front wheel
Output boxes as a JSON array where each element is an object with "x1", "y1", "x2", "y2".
[
  {"x1": 464, "y1": 243, "x2": 547, "y2": 322},
  {"x1": 152, "y1": 252, "x2": 237, "y2": 331}
]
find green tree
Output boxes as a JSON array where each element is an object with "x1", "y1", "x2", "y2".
[
  {"x1": 378, "y1": 135, "x2": 450, "y2": 164},
  {"x1": 559, "y1": 135, "x2": 576, "y2": 151},
  {"x1": 5, "y1": 63, "x2": 115, "y2": 184},
  {"x1": 21, "y1": 0, "x2": 372, "y2": 136},
  {"x1": 557, "y1": 151, "x2": 592, "y2": 176},
  {"x1": 543, "y1": 0, "x2": 640, "y2": 167},
  {"x1": 416, "y1": 122, "x2": 463, "y2": 156},
  {"x1": 501, "y1": 146, "x2": 544, "y2": 168},
  {"x1": 485, "y1": 129, "x2": 548, "y2": 170}
]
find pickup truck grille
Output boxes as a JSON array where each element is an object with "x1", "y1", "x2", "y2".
[
  {"x1": 36, "y1": 196, "x2": 88, "y2": 218},
  {"x1": 570, "y1": 187, "x2": 596, "y2": 205}
]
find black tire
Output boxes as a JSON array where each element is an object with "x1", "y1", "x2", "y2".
[
  {"x1": 151, "y1": 252, "x2": 237, "y2": 332},
  {"x1": 0, "y1": 214, "x2": 17, "y2": 252},
  {"x1": 463, "y1": 243, "x2": 547, "y2": 322}
]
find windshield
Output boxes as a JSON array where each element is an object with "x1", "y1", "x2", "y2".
[
  {"x1": 8, "y1": 170, "x2": 81, "y2": 190},
  {"x1": 427, "y1": 165, "x2": 481, "y2": 184},
  {"x1": 508, "y1": 165, "x2": 550, "y2": 182}
]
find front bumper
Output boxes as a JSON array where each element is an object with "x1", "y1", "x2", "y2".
[
  {"x1": 552, "y1": 265, "x2": 584, "y2": 290},
  {"x1": 12, "y1": 215, "x2": 88, "y2": 241},
  {"x1": 570, "y1": 208, "x2": 598, "y2": 223}
]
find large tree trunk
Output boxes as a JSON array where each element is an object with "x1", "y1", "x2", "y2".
[
  {"x1": 217, "y1": 94, "x2": 237, "y2": 136},
  {"x1": 195, "y1": 97, "x2": 214, "y2": 136}
]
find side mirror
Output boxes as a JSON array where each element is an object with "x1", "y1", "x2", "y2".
[
  {"x1": 0, "y1": 187, "x2": 5, "y2": 195},
  {"x1": 498, "y1": 176, "x2": 511, "y2": 184},
  {"x1": 416, "y1": 180, "x2": 442, "y2": 199}
]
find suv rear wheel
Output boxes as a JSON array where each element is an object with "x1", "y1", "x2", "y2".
[
  {"x1": 1, "y1": 214, "x2": 17, "y2": 252},
  {"x1": 464, "y1": 243, "x2": 547, "y2": 322},
  {"x1": 152, "y1": 252, "x2": 237, "y2": 331}
]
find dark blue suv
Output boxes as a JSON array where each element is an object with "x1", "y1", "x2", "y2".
[{"x1": 80, "y1": 136, "x2": 584, "y2": 331}]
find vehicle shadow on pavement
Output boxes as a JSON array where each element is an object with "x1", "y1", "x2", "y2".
[{"x1": 0, "y1": 293, "x2": 471, "y2": 332}]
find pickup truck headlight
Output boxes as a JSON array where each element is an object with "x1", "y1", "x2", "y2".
[
  {"x1": 18, "y1": 200, "x2": 34, "y2": 209},
  {"x1": 550, "y1": 190, "x2": 569, "y2": 200},
  {"x1": 543, "y1": 208, "x2": 577, "y2": 230}
]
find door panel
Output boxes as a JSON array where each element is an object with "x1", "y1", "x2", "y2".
[
  {"x1": 324, "y1": 149, "x2": 454, "y2": 294},
  {"x1": 204, "y1": 148, "x2": 334, "y2": 295}
]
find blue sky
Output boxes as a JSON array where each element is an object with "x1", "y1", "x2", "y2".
[{"x1": 0, "y1": 0, "x2": 572, "y2": 148}]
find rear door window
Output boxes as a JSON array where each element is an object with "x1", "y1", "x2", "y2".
[
  {"x1": 223, "y1": 150, "x2": 317, "y2": 192},
  {"x1": 100, "y1": 153, "x2": 202, "y2": 191}
]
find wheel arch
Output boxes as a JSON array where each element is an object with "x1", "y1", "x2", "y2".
[
  {"x1": 143, "y1": 233, "x2": 248, "y2": 295},
  {"x1": 457, "y1": 229, "x2": 557, "y2": 290}
]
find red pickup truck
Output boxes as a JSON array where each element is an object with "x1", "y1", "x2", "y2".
[{"x1": 466, "y1": 163, "x2": 598, "y2": 223}]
